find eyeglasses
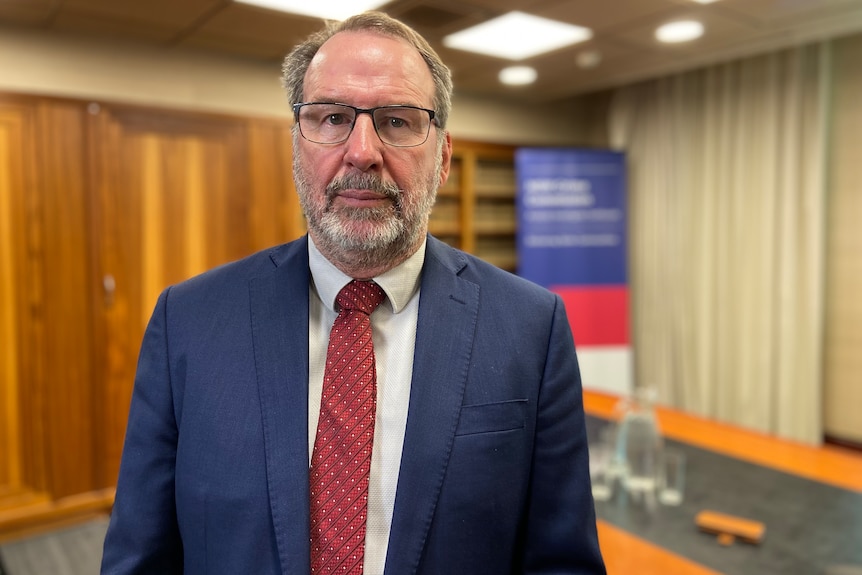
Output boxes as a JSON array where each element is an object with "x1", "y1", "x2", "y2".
[{"x1": 293, "y1": 103, "x2": 437, "y2": 147}]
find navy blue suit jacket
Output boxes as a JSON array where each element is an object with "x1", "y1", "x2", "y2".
[{"x1": 101, "y1": 235, "x2": 606, "y2": 574}]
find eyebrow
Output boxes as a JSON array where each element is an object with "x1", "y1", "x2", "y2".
[{"x1": 308, "y1": 100, "x2": 429, "y2": 108}]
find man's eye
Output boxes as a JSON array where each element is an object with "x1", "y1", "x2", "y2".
[
  {"x1": 385, "y1": 117, "x2": 407, "y2": 129},
  {"x1": 325, "y1": 113, "x2": 350, "y2": 125}
]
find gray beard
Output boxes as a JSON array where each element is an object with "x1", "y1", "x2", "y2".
[{"x1": 295, "y1": 169, "x2": 437, "y2": 273}]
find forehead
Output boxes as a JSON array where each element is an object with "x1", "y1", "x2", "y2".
[{"x1": 304, "y1": 31, "x2": 435, "y2": 105}]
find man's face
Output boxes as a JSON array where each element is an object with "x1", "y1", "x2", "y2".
[{"x1": 293, "y1": 31, "x2": 451, "y2": 272}]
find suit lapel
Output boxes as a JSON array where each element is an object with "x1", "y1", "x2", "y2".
[
  {"x1": 249, "y1": 237, "x2": 312, "y2": 575},
  {"x1": 384, "y1": 237, "x2": 480, "y2": 575}
]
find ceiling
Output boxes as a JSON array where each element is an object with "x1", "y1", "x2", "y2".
[{"x1": 2, "y1": 0, "x2": 862, "y2": 103}]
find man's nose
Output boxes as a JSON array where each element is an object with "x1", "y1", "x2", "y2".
[{"x1": 343, "y1": 113, "x2": 383, "y2": 172}]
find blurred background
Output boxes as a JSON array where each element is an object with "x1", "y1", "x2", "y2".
[{"x1": 0, "y1": 1, "x2": 860, "y2": 574}]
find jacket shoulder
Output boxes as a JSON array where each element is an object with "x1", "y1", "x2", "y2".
[
  {"x1": 166, "y1": 236, "x2": 308, "y2": 300},
  {"x1": 426, "y1": 235, "x2": 556, "y2": 305}
]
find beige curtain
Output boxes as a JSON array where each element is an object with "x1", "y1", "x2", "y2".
[
  {"x1": 823, "y1": 34, "x2": 862, "y2": 444},
  {"x1": 609, "y1": 43, "x2": 829, "y2": 444}
]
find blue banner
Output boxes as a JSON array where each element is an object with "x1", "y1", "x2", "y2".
[{"x1": 516, "y1": 148, "x2": 627, "y2": 287}]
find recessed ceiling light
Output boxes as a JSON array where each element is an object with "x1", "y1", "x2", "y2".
[
  {"x1": 655, "y1": 20, "x2": 704, "y2": 43},
  {"x1": 576, "y1": 50, "x2": 602, "y2": 69},
  {"x1": 499, "y1": 66, "x2": 538, "y2": 86},
  {"x1": 692, "y1": 0, "x2": 720, "y2": 4},
  {"x1": 234, "y1": 0, "x2": 390, "y2": 20},
  {"x1": 443, "y1": 11, "x2": 592, "y2": 60}
]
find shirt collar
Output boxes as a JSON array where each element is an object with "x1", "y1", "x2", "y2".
[{"x1": 308, "y1": 235, "x2": 426, "y2": 314}]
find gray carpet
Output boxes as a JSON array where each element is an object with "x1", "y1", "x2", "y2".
[{"x1": 0, "y1": 517, "x2": 108, "y2": 575}]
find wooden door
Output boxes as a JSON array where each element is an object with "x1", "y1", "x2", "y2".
[
  {"x1": 87, "y1": 103, "x2": 301, "y2": 486},
  {"x1": 0, "y1": 93, "x2": 304, "y2": 537}
]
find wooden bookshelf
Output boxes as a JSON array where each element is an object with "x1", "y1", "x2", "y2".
[{"x1": 430, "y1": 140, "x2": 518, "y2": 272}]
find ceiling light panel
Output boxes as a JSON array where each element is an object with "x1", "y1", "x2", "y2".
[
  {"x1": 234, "y1": 0, "x2": 390, "y2": 20},
  {"x1": 443, "y1": 11, "x2": 592, "y2": 60},
  {"x1": 655, "y1": 20, "x2": 704, "y2": 43},
  {"x1": 498, "y1": 65, "x2": 538, "y2": 85}
]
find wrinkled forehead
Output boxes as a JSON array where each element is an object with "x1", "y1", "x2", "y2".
[{"x1": 303, "y1": 31, "x2": 435, "y2": 105}]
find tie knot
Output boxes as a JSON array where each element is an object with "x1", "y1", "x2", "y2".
[{"x1": 336, "y1": 280, "x2": 385, "y2": 316}]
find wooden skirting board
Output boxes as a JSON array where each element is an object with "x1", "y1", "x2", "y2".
[{"x1": 0, "y1": 488, "x2": 114, "y2": 544}]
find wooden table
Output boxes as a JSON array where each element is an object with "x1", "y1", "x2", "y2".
[{"x1": 583, "y1": 390, "x2": 862, "y2": 575}]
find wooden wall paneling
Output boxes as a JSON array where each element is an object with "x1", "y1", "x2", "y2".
[
  {"x1": 149, "y1": 126, "x2": 237, "y2": 280},
  {"x1": 34, "y1": 99, "x2": 98, "y2": 498},
  {"x1": 13, "y1": 100, "x2": 50, "y2": 498},
  {"x1": 0, "y1": 94, "x2": 97, "y2": 528},
  {"x1": 87, "y1": 104, "x2": 143, "y2": 487},
  {"x1": 0, "y1": 98, "x2": 52, "y2": 508},
  {"x1": 0, "y1": 102, "x2": 28, "y2": 498},
  {"x1": 246, "y1": 118, "x2": 305, "y2": 248},
  {"x1": 90, "y1": 105, "x2": 198, "y2": 483}
]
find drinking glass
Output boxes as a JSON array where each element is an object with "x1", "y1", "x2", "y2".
[{"x1": 658, "y1": 448, "x2": 686, "y2": 505}]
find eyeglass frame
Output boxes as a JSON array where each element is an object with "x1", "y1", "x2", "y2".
[{"x1": 292, "y1": 102, "x2": 438, "y2": 148}]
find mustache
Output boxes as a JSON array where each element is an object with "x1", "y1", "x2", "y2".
[{"x1": 326, "y1": 174, "x2": 402, "y2": 204}]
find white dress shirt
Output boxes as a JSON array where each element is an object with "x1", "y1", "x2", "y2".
[{"x1": 307, "y1": 236, "x2": 425, "y2": 575}]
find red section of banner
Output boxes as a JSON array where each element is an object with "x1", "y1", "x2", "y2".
[{"x1": 552, "y1": 286, "x2": 629, "y2": 346}]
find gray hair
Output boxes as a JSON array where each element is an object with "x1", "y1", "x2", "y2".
[{"x1": 281, "y1": 11, "x2": 453, "y2": 129}]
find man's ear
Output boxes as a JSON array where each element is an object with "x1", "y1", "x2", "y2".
[{"x1": 437, "y1": 131, "x2": 453, "y2": 188}]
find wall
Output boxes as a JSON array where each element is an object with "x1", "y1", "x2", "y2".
[
  {"x1": 823, "y1": 33, "x2": 862, "y2": 444},
  {"x1": 0, "y1": 24, "x2": 585, "y2": 146}
]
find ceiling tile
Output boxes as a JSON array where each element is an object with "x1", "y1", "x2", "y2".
[
  {"x1": 384, "y1": 0, "x2": 489, "y2": 35},
  {"x1": 442, "y1": 0, "x2": 548, "y2": 14},
  {"x1": 2, "y1": 0, "x2": 862, "y2": 102},
  {"x1": 0, "y1": 0, "x2": 57, "y2": 25},
  {"x1": 707, "y1": 0, "x2": 862, "y2": 27},
  {"x1": 180, "y1": 3, "x2": 322, "y2": 60},
  {"x1": 609, "y1": 5, "x2": 764, "y2": 53},
  {"x1": 61, "y1": 0, "x2": 222, "y2": 30},
  {"x1": 51, "y1": 11, "x2": 181, "y2": 43},
  {"x1": 539, "y1": 0, "x2": 683, "y2": 32}
]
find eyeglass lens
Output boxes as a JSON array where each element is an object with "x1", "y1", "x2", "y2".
[{"x1": 297, "y1": 104, "x2": 432, "y2": 147}]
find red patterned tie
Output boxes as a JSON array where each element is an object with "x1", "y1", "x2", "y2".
[{"x1": 310, "y1": 280, "x2": 386, "y2": 575}]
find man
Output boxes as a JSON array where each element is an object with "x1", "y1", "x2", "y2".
[{"x1": 101, "y1": 11, "x2": 606, "y2": 575}]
